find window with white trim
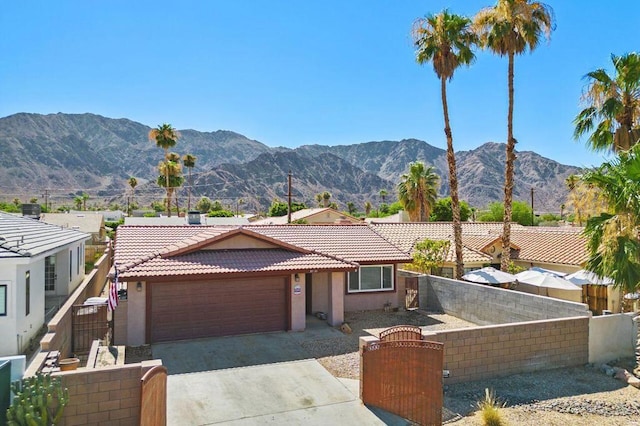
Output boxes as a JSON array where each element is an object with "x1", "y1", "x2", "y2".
[
  {"x1": 0, "y1": 285, "x2": 6, "y2": 316},
  {"x1": 348, "y1": 265, "x2": 394, "y2": 292}
]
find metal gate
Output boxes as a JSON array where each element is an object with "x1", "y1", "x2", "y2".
[
  {"x1": 405, "y1": 277, "x2": 419, "y2": 310},
  {"x1": 140, "y1": 365, "x2": 168, "y2": 426},
  {"x1": 71, "y1": 303, "x2": 110, "y2": 354},
  {"x1": 362, "y1": 338, "x2": 443, "y2": 425}
]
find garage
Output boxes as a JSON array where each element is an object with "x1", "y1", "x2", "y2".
[{"x1": 149, "y1": 277, "x2": 289, "y2": 343}]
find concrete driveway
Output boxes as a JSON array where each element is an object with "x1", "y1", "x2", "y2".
[{"x1": 154, "y1": 320, "x2": 407, "y2": 425}]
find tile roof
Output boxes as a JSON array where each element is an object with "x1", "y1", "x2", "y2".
[
  {"x1": 252, "y1": 208, "x2": 360, "y2": 225},
  {"x1": 369, "y1": 222, "x2": 588, "y2": 266},
  {"x1": 113, "y1": 224, "x2": 411, "y2": 279},
  {"x1": 124, "y1": 216, "x2": 250, "y2": 226},
  {"x1": 119, "y1": 249, "x2": 355, "y2": 279},
  {"x1": 41, "y1": 213, "x2": 104, "y2": 234},
  {"x1": 0, "y1": 212, "x2": 90, "y2": 258},
  {"x1": 369, "y1": 222, "x2": 515, "y2": 252}
]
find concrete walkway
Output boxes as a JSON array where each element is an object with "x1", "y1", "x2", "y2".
[{"x1": 167, "y1": 359, "x2": 395, "y2": 425}]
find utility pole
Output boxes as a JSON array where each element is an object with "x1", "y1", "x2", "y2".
[
  {"x1": 287, "y1": 170, "x2": 292, "y2": 224},
  {"x1": 42, "y1": 189, "x2": 49, "y2": 212},
  {"x1": 530, "y1": 187, "x2": 534, "y2": 226}
]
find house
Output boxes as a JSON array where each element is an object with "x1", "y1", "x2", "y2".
[
  {"x1": 69, "y1": 209, "x2": 125, "y2": 223},
  {"x1": 252, "y1": 208, "x2": 362, "y2": 225},
  {"x1": 124, "y1": 214, "x2": 249, "y2": 226},
  {"x1": 0, "y1": 212, "x2": 89, "y2": 356},
  {"x1": 112, "y1": 224, "x2": 411, "y2": 345},
  {"x1": 369, "y1": 222, "x2": 622, "y2": 312},
  {"x1": 40, "y1": 213, "x2": 107, "y2": 261}
]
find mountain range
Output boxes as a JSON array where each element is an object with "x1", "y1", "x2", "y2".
[{"x1": 0, "y1": 112, "x2": 582, "y2": 213}]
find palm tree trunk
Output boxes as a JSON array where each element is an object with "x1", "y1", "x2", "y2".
[
  {"x1": 165, "y1": 148, "x2": 171, "y2": 217},
  {"x1": 187, "y1": 168, "x2": 192, "y2": 211},
  {"x1": 502, "y1": 51, "x2": 516, "y2": 271},
  {"x1": 441, "y1": 77, "x2": 464, "y2": 280}
]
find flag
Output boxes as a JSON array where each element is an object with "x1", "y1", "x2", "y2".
[{"x1": 108, "y1": 264, "x2": 119, "y2": 312}]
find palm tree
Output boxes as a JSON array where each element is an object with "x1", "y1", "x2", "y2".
[
  {"x1": 574, "y1": 53, "x2": 640, "y2": 152},
  {"x1": 156, "y1": 159, "x2": 184, "y2": 216},
  {"x1": 474, "y1": 0, "x2": 555, "y2": 271},
  {"x1": 397, "y1": 162, "x2": 439, "y2": 222},
  {"x1": 581, "y1": 144, "x2": 640, "y2": 372},
  {"x1": 364, "y1": 201, "x2": 372, "y2": 216},
  {"x1": 128, "y1": 177, "x2": 137, "y2": 216},
  {"x1": 379, "y1": 189, "x2": 388, "y2": 205},
  {"x1": 73, "y1": 196, "x2": 82, "y2": 210},
  {"x1": 413, "y1": 9, "x2": 477, "y2": 280},
  {"x1": 322, "y1": 191, "x2": 331, "y2": 208},
  {"x1": 149, "y1": 123, "x2": 180, "y2": 216},
  {"x1": 182, "y1": 154, "x2": 197, "y2": 211},
  {"x1": 315, "y1": 193, "x2": 323, "y2": 207},
  {"x1": 81, "y1": 193, "x2": 89, "y2": 211}
]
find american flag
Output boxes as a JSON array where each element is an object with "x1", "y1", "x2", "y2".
[{"x1": 108, "y1": 263, "x2": 119, "y2": 312}]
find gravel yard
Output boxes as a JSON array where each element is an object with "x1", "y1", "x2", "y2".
[{"x1": 305, "y1": 309, "x2": 640, "y2": 425}]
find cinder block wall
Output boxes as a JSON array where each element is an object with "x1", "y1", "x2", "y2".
[
  {"x1": 53, "y1": 360, "x2": 161, "y2": 426},
  {"x1": 424, "y1": 316, "x2": 589, "y2": 384},
  {"x1": 419, "y1": 275, "x2": 590, "y2": 325},
  {"x1": 41, "y1": 250, "x2": 112, "y2": 358}
]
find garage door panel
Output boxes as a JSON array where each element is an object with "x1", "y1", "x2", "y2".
[{"x1": 150, "y1": 277, "x2": 287, "y2": 342}]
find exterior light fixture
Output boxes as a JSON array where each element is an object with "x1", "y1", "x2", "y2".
[
  {"x1": 294, "y1": 274, "x2": 300, "y2": 282},
  {"x1": 136, "y1": 282, "x2": 142, "y2": 292}
]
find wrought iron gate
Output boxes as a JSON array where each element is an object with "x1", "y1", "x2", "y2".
[
  {"x1": 71, "y1": 303, "x2": 110, "y2": 354},
  {"x1": 405, "y1": 277, "x2": 419, "y2": 310}
]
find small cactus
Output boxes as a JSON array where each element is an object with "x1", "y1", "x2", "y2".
[{"x1": 6, "y1": 373, "x2": 69, "y2": 426}]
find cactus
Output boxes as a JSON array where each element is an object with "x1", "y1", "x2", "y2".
[{"x1": 6, "y1": 373, "x2": 69, "y2": 426}]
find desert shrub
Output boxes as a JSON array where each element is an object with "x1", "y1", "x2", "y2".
[{"x1": 476, "y1": 388, "x2": 506, "y2": 426}]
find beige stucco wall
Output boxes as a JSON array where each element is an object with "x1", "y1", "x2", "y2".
[
  {"x1": 310, "y1": 273, "x2": 330, "y2": 314},
  {"x1": 328, "y1": 272, "x2": 344, "y2": 326},
  {"x1": 290, "y1": 273, "x2": 305, "y2": 331},
  {"x1": 204, "y1": 234, "x2": 278, "y2": 250},
  {"x1": 126, "y1": 280, "x2": 146, "y2": 346},
  {"x1": 608, "y1": 286, "x2": 623, "y2": 313},
  {"x1": 344, "y1": 267, "x2": 405, "y2": 312},
  {"x1": 589, "y1": 312, "x2": 637, "y2": 363}
]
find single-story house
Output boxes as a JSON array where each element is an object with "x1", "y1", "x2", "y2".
[
  {"x1": 0, "y1": 212, "x2": 89, "y2": 356},
  {"x1": 252, "y1": 208, "x2": 362, "y2": 225},
  {"x1": 40, "y1": 212, "x2": 107, "y2": 262},
  {"x1": 369, "y1": 222, "x2": 622, "y2": 312},
  {"x1": 113, "y1": 224, "x2": 411, "y2": 345},
  {"x1": 124, "y1": 214, "x2": 249, "y2": 226}
]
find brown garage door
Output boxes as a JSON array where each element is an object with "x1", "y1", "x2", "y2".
[{"x1": 149, "y1": 277, "x2": 288, "y2": 343}]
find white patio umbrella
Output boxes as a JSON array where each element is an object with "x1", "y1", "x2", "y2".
[
  {"x1": 462, "y1": 267, "x2": 517, "y2": 285},
  {"x1": 529, "y1": 266, "x2": 567, "y2": 277},
  {"x1": 565, "y1": 269, "x2": 614, "y2": 286},
  {"x1": 515, "y1": 270, "x2": 581, "y2": 291}
]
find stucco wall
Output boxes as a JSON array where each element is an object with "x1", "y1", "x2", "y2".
[
  {"x1": 126, "y1": 281, "x2": 146, "y2": 346},
  {"x1": 290, "y1": 274, "x2": 305, "y2": 331},
  {"x1": 419, "y1": 274, "x2": 590, "y2": 325},
  {"x1": 310, "y1": 272, "x2": 329, "y2": 315},
  {"x1": 589, "y1": 313, "x2": 637, "y2": 364}
]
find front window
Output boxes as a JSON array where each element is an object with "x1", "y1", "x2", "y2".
[
  {"x1": 439, "y1": 267, "x2": 454, "y2": 279},
  {"x1": 348, "y1": 265, "x2": 394, "y2": 292}
]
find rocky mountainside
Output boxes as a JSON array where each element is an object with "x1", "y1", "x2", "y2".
[{"x1": 0, "y1": 112, "x2": 581, "y2": 212}]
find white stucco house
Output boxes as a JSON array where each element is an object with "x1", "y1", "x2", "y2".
[{"x1": 0, "y1": 212, "x2": 90, "y2": 356}]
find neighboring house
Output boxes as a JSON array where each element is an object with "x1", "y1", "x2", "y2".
[
  {"x1": 0, "y1": 212, "x2": 89, "y2": 356},
  {"x1": 69, "y1": 210, "x2": 125, "y2": 223},
  {"x1": 253, "y1": 208, "x2": 362, "y2": 225},
  {"x1": 369, "y1": 222, "x2": 621, "y2": 312},
  {"x1": 124, "y1": 214, "x2": 249, "y2": 226},
  {"x1": 112, "y1": 224, "x2": 411, "y2": 345},
  {"x1": 40, "y1": 213, "x2": 107, "y2": 262}
]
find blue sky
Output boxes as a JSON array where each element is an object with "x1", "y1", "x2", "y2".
[{"x1": 1, "y1": 1, "x2": 638, "y2": 168}]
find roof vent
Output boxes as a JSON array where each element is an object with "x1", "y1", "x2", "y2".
[{"x1": 187, "y1": 211, "x2": 201, "y2": 225}]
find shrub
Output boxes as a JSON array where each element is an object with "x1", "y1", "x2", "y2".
[{"x1": 476, "y1": 388, "x2": 506, "y2": 426}]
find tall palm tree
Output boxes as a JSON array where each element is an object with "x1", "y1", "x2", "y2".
[
  {"x1": 398, "y1": 162, "x2": 439, "y2": 222},
  {"x1": 581, "y1": 144, "x2": 640, "y2": 372},
  {"x1": 128, "y1": 177, "x2": 137, "y2": 216},
  {"x1": 149, "y1": 123, "x2": 180, "y2": 216},
  {"x1": 81, "y1": 193, "x2": 89, "y2": 211},
  {"x1": 574, "y1": 52, "x2": 640, "y2": 152},
  {"x1": 474, "y1": 0, "x2": 555, "y2": 271},
  {"x1": 156, "y1": 159, "x2": 184, "y2": 216},
  {"x1": 413, "y1": 9, "x2": 477, "y2": 280},
  {"x1": 315, "y1": 193, "x2": 323, "y2": 207},
  {"x1": 364, "y1": 201, "x2": 372, "y2": 216},
  {"x1": 182, "y1": 154, "x2": 197, "y2": 211}
]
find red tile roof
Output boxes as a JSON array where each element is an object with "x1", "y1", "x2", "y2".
[
  {"x1": 113, "y1": 224, "x2": 411, "y2": 279},
  {"x1": 119, "y1": 249, "x2": 354, "y2": 279}
]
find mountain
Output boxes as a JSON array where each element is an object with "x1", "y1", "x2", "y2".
[{"x1": 0, "y1": 112, "x2": 581, "y2": 212}]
